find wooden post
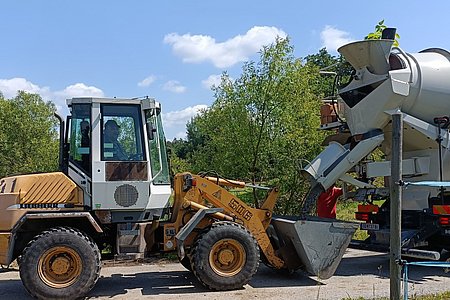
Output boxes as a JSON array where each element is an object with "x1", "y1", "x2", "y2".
[{"x1": 390, "y1": 111, "x2": 403, "y2": 300}]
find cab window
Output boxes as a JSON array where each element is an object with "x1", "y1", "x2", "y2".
[
  {"x1": 69, "y1": 104, "x2": 91, "y2": 175},
  {"x1": 101, "y1": 105, "x2": 145, "y2": 161}
]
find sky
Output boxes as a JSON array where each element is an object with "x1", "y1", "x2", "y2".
[{"x1": 1, "y1": 1, "x2": 450, "y2": 140}]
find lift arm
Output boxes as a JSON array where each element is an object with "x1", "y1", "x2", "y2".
[{"x1": 172, "y1": 172, "x2": 285, "y2": 269}]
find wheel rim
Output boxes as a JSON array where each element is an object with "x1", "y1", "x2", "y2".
[
  {"x1": 38, "y1": 246, "x2": 82, "y2": 288},
  {"x1": 209, "y1": 238, "x2": 246, "y2": 277}
]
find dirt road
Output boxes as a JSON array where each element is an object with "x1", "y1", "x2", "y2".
[{"x1": 1, "y1": 248, "x2": 449, "y2": 299}]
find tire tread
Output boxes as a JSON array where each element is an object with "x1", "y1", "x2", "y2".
[{"x1": 19, "y1": 226, "x2": 101, "y2": 300}]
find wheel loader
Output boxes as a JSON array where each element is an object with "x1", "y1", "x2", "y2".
[
  {"x1": 0, "y1": 97, "x2": 357, "y2": 299},
  {"x1": 304, "y1": 28, "x2": 450, "y2": 261}
]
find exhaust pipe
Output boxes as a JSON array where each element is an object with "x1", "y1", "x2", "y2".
[{"x1": 53, "y1": 113, "x2": 67, "y2": 174}]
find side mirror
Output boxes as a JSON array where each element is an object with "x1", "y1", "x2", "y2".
[{"x1": 146, "y1": 122, "x2": 157, "y2": 140}]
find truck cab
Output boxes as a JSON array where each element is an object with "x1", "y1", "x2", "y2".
[{"x1": 66, "y1": 97, "x2": 172, "y2": 222}]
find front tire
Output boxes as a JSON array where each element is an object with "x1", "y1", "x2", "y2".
[
  {"x1": 19, "y1": 227, "x2": 101, "y2": 300},
  {"x1": 191, "y1": 221, "x2": 259, "y2": 290}
]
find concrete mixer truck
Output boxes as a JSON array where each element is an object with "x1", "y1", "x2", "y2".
[{"x1": 302, "y1": 29, "x2": 450, "y2": 260}]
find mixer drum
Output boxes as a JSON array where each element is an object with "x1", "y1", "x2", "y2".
[{"x1": 337, "y1": 40, "x2": 450, "y2": 134}]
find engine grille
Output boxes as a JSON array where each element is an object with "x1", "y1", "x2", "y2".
[{"x1": 114, "y1": 184, "x2": 139, "y2": 207}]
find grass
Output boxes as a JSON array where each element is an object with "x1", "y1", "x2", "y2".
[
  {"x1": 336, "y1": 199, "x2": 386, "y2": 241},
  {"x1": 336, "y1": 200, "x2": 368, "y2": 240},
  {"x1": 341, "y1": 291, "x2": 450, "y2": 299},
  {"x1": 410, "y1": 292, "x2": 450, "y2": 300}
]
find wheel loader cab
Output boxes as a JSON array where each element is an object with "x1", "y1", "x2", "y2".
[{"x1": 66, "y1": 97, "x2": 171, "y2": 222}]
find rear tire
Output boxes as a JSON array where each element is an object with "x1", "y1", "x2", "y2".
[
  {"x1": 19, "y1": 227, "x2": 101, "y2": 300},
  {"x1": 191, "y1": 221, "x2": 259, "y2": 290}
]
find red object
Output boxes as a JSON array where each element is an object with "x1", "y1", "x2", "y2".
[
  {"x1": 355, "y1": 212, "x2": 370, "y2": 222},
  {"x1": 439, "y1": 216, "x2": 450, "y2": 226},
  {"x1": 433, "y1": 205, "x2": 450, "y2": 215},
  {"x1": 358, "y1": 204, "x2": 379, "y2": 213},
  {"x1": 317, "y1": 186, "x2": 343, "y2": 218}
]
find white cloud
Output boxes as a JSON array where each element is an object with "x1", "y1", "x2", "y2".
[
  {"x1": 164, "y1": 26, "x2": 287, "y2": 68},
  {"x1": 174, "y1": 131, "x2": 189, "y2": 140},
  {"x1": 202, "y1": 74, "x2": 222, "y2": 89},
  {"x1": 162, "y1": 104, "x2": 207, "y2": 127},
  {"x1": 53, "y1": 83, "x2": 104, "y2": 113},
  {"x1": 0, "y1": 78, "x2": 104, "y2": 115},
  {"x1": 162, "y1": 104, "x2": 208, "y2": 140},
  {"x1": 54, "y1": 83, "x2": 104, "y2": 99},
  {"x1": 0, "y1": 78, "x2": 50, "y2": 98},
  {"x1": 138, "y1": 75, "x2": 156, "y2": 87},
  {"x1": 320, "y1": 25, "x2": 354, "y2": 53},
  {"x1": 163, "y1": 80, "x2": 187, "y2": 93},
  {"x1": 201, "y1": 74, "x2": 234, "y2": 90}
]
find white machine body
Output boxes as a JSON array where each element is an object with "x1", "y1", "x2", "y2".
[{"x1": 303, "y1": 39, "x2": 450, "y2": 210}]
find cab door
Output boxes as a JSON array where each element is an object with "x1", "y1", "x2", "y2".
[
  {"x1": 68, "y1": 103, "x2": 92, "y2": 203},
  {"x1": 91, "y1": 104, "x2": 150, "y2": 215}
]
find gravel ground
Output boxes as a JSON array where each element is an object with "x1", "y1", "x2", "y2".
[{"x1": 1, "y1": 248, "x2": 449, "y2": 299}]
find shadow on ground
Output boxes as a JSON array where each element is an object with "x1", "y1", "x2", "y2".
[
  {"x1": 89, "y1": 251, "x2": 450, "y2": 298},
  {"x1": 0, "y1": 267, "x2": 32, "y2": 299},
  {"x1": 0, "y1": 251, "x2": 448, "y2": 299},
  {"x1": 336, "y1": 251, "x2": 450, "y2": 285},
  {"x1": 89, "y1": 265, "x2": 321, "y2": 298}
]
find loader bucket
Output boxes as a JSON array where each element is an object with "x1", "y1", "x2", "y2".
[{"x1": 269, "y1": 216, "x2": 359, "y2": 279}]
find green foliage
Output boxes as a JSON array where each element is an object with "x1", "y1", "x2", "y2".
[
  {"x1": 305, "y1": 48, "x2": 353, "y2": 98},
  {"x1": 167, "y1": 138, "x2": 193, "y2": 174},
  {"x1": 166, "y1": 115, "x2": 210, "y2": 176},
  {"x1": 365, "y1": 20, "x2": 400, "y2": 46},
  {"x1": 184, "y1": 37, "x2": 330, "y2": 213},
  {"x1": 116, "y1": 118, "x2": 138, "y2": 155},
  {"x1": 0, "y1": 91, "x2": 59, "y2": 178},
  {"x1": 409, "y1": 291, "x2": 450, "y2": 300}
]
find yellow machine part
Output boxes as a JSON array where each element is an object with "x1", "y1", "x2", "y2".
[
  {"x1": 0, "y1": 233, "x2": 11, "y2": 265},
  {"x1": 170, "y1": 173, "x2": 285, "y2": 269},
  {"x1": 0, "y1": 172, "x2": 83, "y2": 231}
]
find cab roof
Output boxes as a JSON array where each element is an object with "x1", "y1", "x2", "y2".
[{"x1": 66, "y1": 97, "x2": 160, "y2": 110}]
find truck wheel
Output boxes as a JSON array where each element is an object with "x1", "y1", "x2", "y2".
[
  {"x1": 191, "y1": 221, "x2": 259, "y2": 290},
  {"x1": 19, "y1": 227, "x2": 101, "y2": 299}
]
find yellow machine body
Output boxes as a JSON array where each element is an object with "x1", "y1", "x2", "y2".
[
  {"x1": 0, "y1": 172, "x2": 82, "y2": 264},
  {"x1": 165, "y1": 173, "x2": 285, "y2": 269}
]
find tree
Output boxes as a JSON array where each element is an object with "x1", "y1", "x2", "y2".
[
  {"x1": 187, "y1": 37, "x2": 327, "y2": 213},
  {"x1": 305, "y1": 48, "x2": 354, "y2": 99},
  {"x1": 166, "y1": 138, "x2": 193, "y2": 174},
  {"x1": 0, "y1": 91, "x2": 59, "y2": 178},
  {"x1": 365, "y1": 19, "x2": 400, "y2": 46}
]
